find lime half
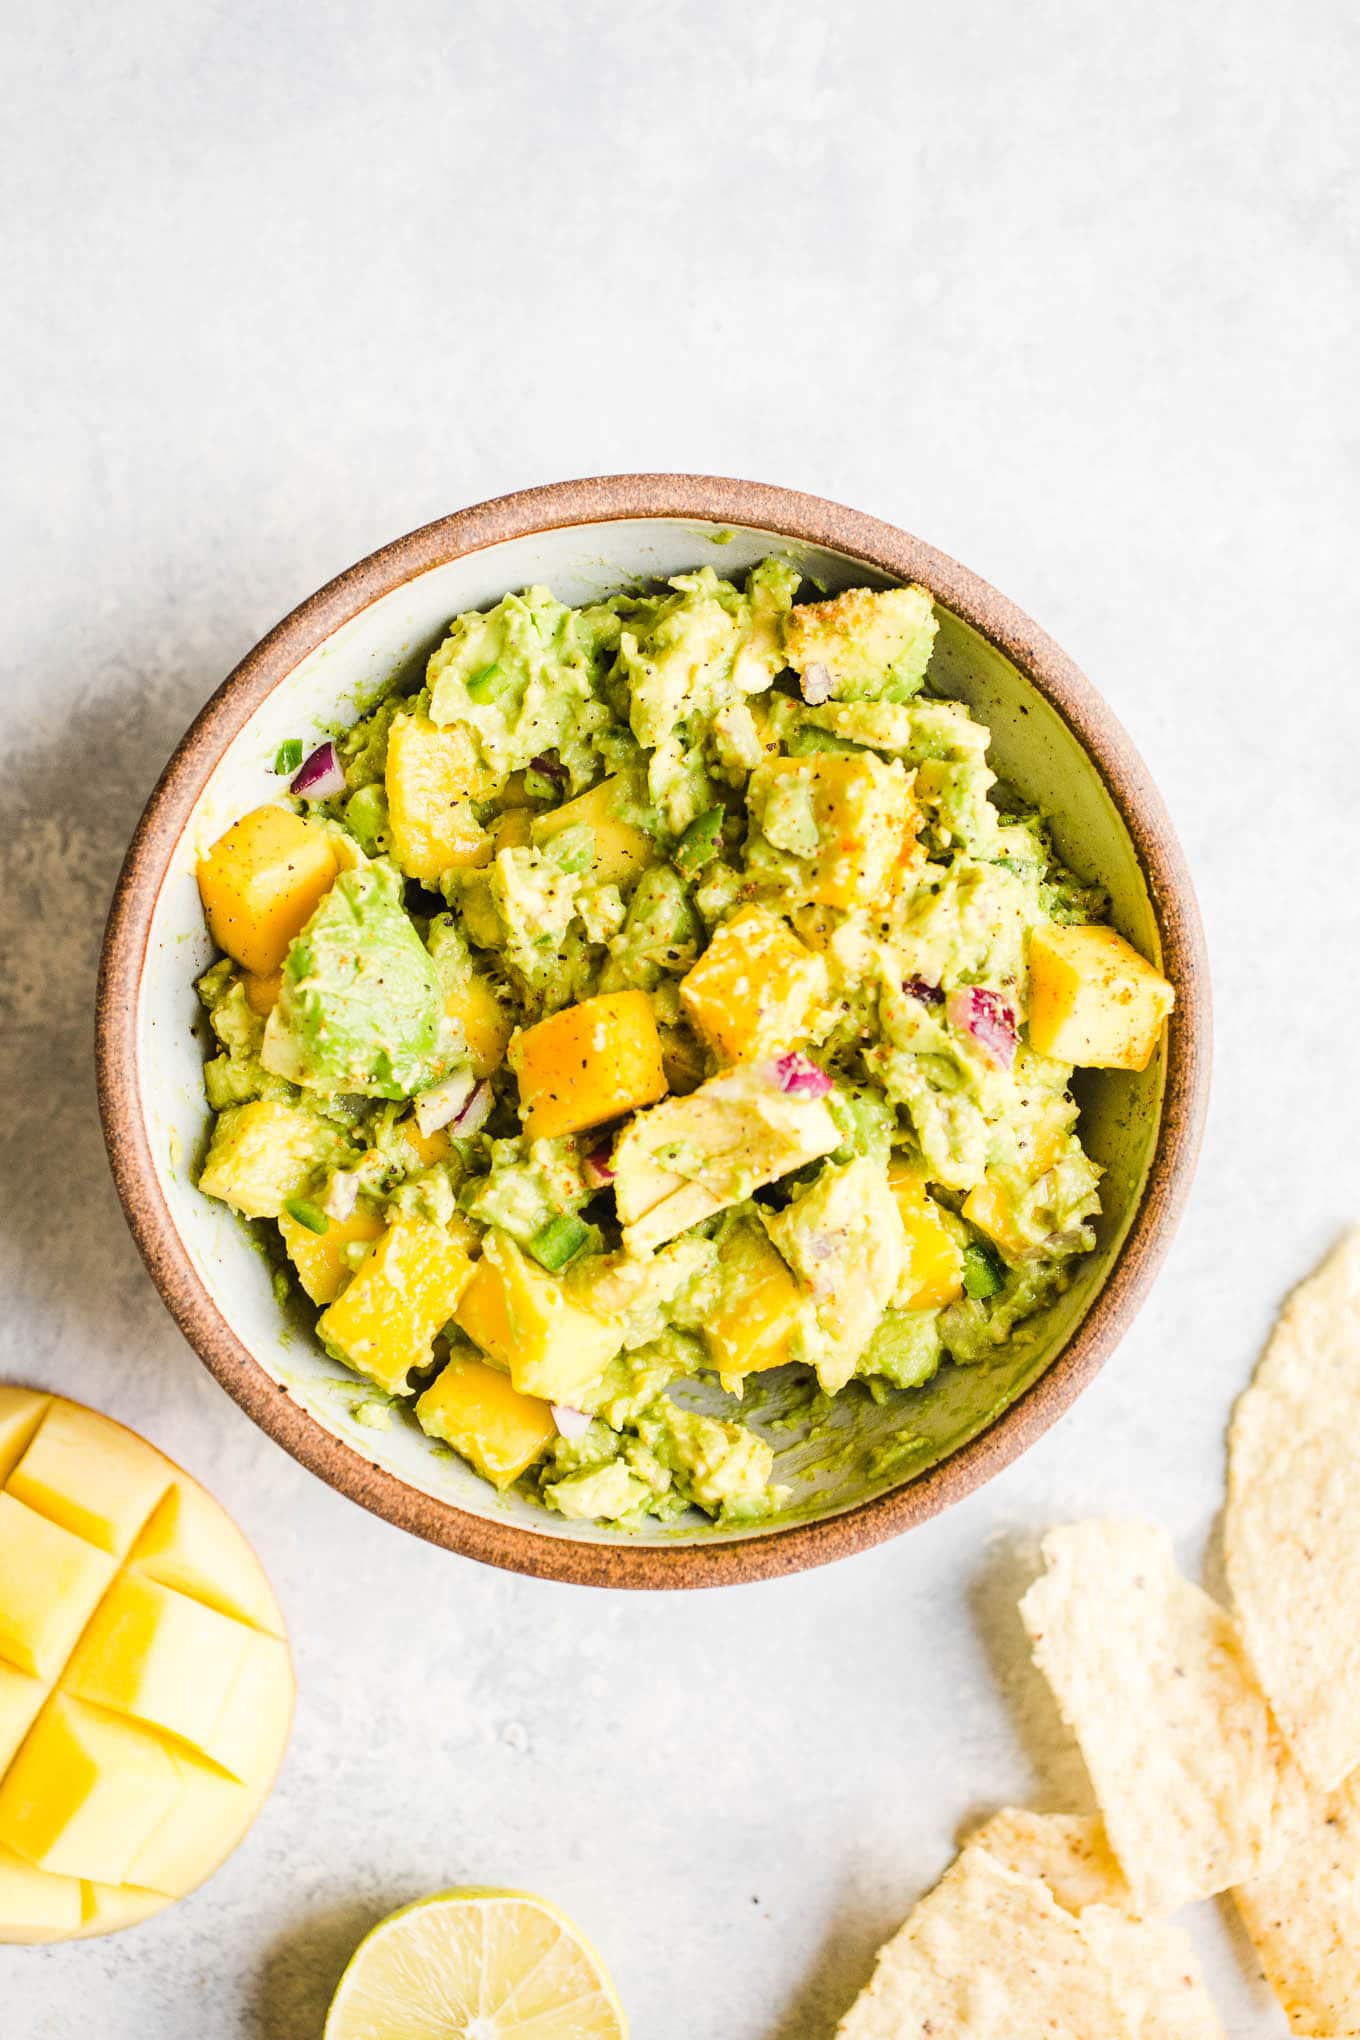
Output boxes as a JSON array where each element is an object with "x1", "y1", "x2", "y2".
[{"x1": 324, "y1": 1887, "x2": 628, "y2": 2040}]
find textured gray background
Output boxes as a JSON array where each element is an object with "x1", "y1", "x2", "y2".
[{"x1": 2, "y1": 4, "x2": 1357, "y2": 2035}]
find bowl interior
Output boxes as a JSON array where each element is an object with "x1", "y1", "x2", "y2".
[{"x1": 138, "y1": 516, "x2": 1166, "y2": 1550}]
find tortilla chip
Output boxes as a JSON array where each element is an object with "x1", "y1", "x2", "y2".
[
  {"x1": 965, "y1": 1811, "x2": 1222, "y2": 2039},
  {"x1": 1019, "y1": 1520, "x2": 1311, "y2": 1913},
  {"x1": 1234, "y1": 1764, "x2": 1360, "y2": 2037},
  {"x1": 1226, "y1": 1228, "x2": 1360, "y2": 1794},
  {"x1": 834, "y1": 1845, "x2": 1132, "y2": 2038},
  {"x1": 965, "y1": 1808, "x2": 1138, "y2": 1916}
]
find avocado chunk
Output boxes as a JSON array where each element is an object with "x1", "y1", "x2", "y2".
[{"x1": 261, "y1": 862, "x2": 449, "y2": 1099}]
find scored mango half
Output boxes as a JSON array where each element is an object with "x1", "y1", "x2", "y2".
[{"x1": 0, "y1": 1390, "x2": 292, "y2": 1945}]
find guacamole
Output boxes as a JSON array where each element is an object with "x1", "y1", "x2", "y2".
[{"x1": 193, "y1": 560, "x2": 1172, "y2": 1529}]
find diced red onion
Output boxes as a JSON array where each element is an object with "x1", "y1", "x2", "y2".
[
  {"x1": 290, "y1": 740, "x2": 346, "y2": 800},
  {"x1": 414, "y1": 1070, "x2": 476, "y2": 1137},
  {"x1": 551, "y1": 1404, "x2": 593, "y2": 1440},
  {"x1": 800, "y1": 662, "x2": 834, "y2": 705},
  {"x1": 946, "y1": 987, "x2": 1017, "y2": 1070},
  {"x1": 528, "y1": 752, "x2": 568, "y2": 786},
  {"x1": 450, "y1": 1078, "x2": 494, "y2": 1137},
  {"x1": 582, "y1": 1143, "x2": 616, "y2": 1189},
  {"x1": 772, "y1": 1051, "x2": 834, "y2": 1098},
  {"x1": 903, "y1": 975, "x2": 945, "y2": 1006},
  {"x1": 324, "y1": 1170, "x2": 360, "y2": 1220}
]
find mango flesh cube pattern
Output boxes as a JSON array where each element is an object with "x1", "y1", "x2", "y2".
[
  {"x1": 196, "y1": 803, "x2": 339, "y2": 976},
  {"x1": 510, "y1": 990, "x2": 669, "y2": 1141},
  {"x1": 1026, "y1": 922, "x2": 1174, "y2": 1072},
  {"x1": 680, "y1": 905, "x2": 826, "y2": 1064},
  {"x1": 317, "y1": 1216, "x2": 476, "y2": 1394},
  {"x1": 0, "y1": 1494, "x2": 115, "y2": 1679},
  {"x1": 0, "y1": 1390, "x2": 293, "y2": 1945},
  {"x1": 385, "y1": 712, "x2": 489, "y2": 879},
  {"x1": 454, "y1": 1232, "x2": 624, "y2": 1404},
  {"x1": 416, "y1": 1355, "x2": 557, "y2": 1491}
]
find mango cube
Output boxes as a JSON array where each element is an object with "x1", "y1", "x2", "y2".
[
  {"x1": 197, "y1": 804, "x2": 339, "y2": 976},
  {"x1": 0, "y1": 1495, "x2": 114, "y2": 1680},
  {"x1": 0, "y1": 1395, "x2": 293, "y2": 1944},
  {"x1": 750, "y1": 753, "x2": 915, "y2": 910},
  {"x1": 417, "y1": 1355, "x2": 557, "y2": 1490},
  {"x1": 510, "y1": 990, "x2": 668, "y2": 1141},
  {"x1": 0, "y1": 1842, "x2": 82, "y2": 1941},
  {"x1": 453, "y1": 1232, "x2": 623, "y2": 1404},
  {"x1": 680, "y1": 906, "x2": 827, "y2": 1064},
  {"x1": 0, "y1": 1696, "x2": 181, "y2": 1885},
  {"x1": 279, "y1": 1204, "x2": 385, "y2": 1305},
  {"x1": 385, "y1": 712, "x2": 489, "y2": 879},
  {"x1": 445, "y1": 971, "x2": 514, "y2": 1077},
  {"x1": 1026, "y1": 923, "x2": 1174, "y2": 1072},
  {"x1": 0, "y1": 1388, "x2": 49, "y2": 1486},
  {"x1": 317, "y1": 1216, "x2": 476, "y2": 1394},
  {"x1": 531, "y1": 775, "x2": 655, "y2": 888},
  {"x1": 61, "y1": 1575, "x2": 251, "y2": 1766},
  {"x1": 706, "y1": 1223, "x2": 808, "y2": 1382},
  {"x1": 197, "y1": 1099, "x2": 344, "y2": 1221},
  {"x1": 888, "y1": 1163, "x2": 965, "y2": 1310},
  {"x1": 6, "y1": 1399, "x2": 169, "y2": 1557}
]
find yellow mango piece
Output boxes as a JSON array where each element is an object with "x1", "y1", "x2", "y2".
[
  {"x1": 0, "y1": 1665, "x2": 45, "y2": 1775},
  {"x1": 706, "y1": 1223, "x2": 808, "y2": 1383},
  {"x1": 7, "y1": 1400, "x2": 170, "y2": 1558},
  {"x1": 125, "y1": 1748, "x2": 255, "y2": 1900},
  {"x1": 279, "y1": 1204, "x2": 385, "y2": 1305},
  {"x1": 888, "y1": 1163, "x2": 966, "y2": 1308},
  {"x1": 751, "y1": 753, "x2": 914, "y2": 909},
  {"x1": 1027, "y1": 922, "x2": 1174, "y2": 1072},
  {"x1": 385, "y1": 713, "x2": 490, "y2": 879},
  {"x1": 0, "y1": 1696, "x2": 180, "y2": 1885},
  {"x1": 0, "y1": 1495, "x2": 114, "y2": 1680},
  {"x1": 130, "y1": 1482, "x2": 284, "y2": 1636},
  {"x1": 0, "y1": 1387, "x2": 49, "y2": 1485},
  {"x1": 446, "y1": 972, "x2": 514, "y2": 1078},
  {"x1": 489, "y1": 807, "x2": 533, "y2": 854},
  {"x1": 453, "y1": 1232, "x2": 623, "y2": 1404},
  {"x1": 61, "y1": 1575, "x2": 251, "y2": 1767},
  {"x1": 77, "y1": 1880, "x2": 167, "y2": 1940},
  {"x1": 511, "y1": 990, "x2": 669, "y2": 1141},
  {"x1": 531, "y1": 774, "x2": 655, "y2": 887},
  {"x1": 680, "y1": 905, "x2": 827, "y2": 1064},
  {"x1": 197, "y1": 1098, "x2": 340, "y2": 1221},
  {"x1": 416, "y1": 1355, "x2": 556, "y2": 1491},
  {"x1": 197, "y1": 1629, "x2": 294, "y2": 1787},
  {"x1": 0, "y1": 1843, "x2": 83, "y2": 1941},
  {"x1": 0, "y1": 1396, "x2": 292, "y2": 1945},
  {"x1": 241, "y1": 968, "x2": 282, "y2": 1016},
  {"x1": 403, "y1": 1119, "x2": 452, "y2": 1167},
  {"x1": 317, "y1": 1217, "x2": 476, "y2": 1394},
  {"x1": 961, "y1": 1176, "x2": 1023, "y2": 1262},
  {"x1": 196, "y1": 805, "x2": 339, "y2": 976}
]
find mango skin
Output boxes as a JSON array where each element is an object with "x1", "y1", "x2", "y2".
[
  {"x1": 196, "y1": 805, "x2": 338, "y2": 976},
  {"x1": 1027, "y1": 923, "x2": 1174, "y2": 1072},
  {"x1": 510, "y1": 991, "x2": 668, "y2": 1141}
]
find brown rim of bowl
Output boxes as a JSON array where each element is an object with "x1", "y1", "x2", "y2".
[{"x1": 96, "y1": 474, "x2": 1211, "y2": 1590}]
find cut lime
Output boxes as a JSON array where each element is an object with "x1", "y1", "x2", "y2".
[{"x1": 324, "y1": 1887, "x2": 628, "y2": 2040}]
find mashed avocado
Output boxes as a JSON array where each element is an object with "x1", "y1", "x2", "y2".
[{"x1": 192, "y1": 560, "x2": 1170, "y2": 1530}]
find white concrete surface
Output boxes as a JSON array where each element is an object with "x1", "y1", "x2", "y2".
[{"x1": 1, "y1": 3, "x2": 1357, "y2": 2034}]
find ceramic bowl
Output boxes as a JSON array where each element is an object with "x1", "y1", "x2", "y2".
[{"x1": 97, "y1": 476, "x2": 1210, "y2": 1588}]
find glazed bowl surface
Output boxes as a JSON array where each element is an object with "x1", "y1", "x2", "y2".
[{"x1": 97, "y1": 475, "x2": 1210, "y2": 1587}]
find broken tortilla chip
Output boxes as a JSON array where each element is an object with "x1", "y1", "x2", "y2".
[
  {"x1": 965, "y1": 1809, "x2": 1139, "y2": 1916},
  {"x1": 834, "y1": 1844, "x2": 1133, "y2": 2039},
  {"x1": 1226, "y1": 1227, "x2": 1360, "y2": 1794},
  {"x1": 1019, "y1": 1520, "x2": 1310, "y2": 1913},
  {"x1": 1234, "y1": 1763, "x2": 1360, "y2": 2038}
]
